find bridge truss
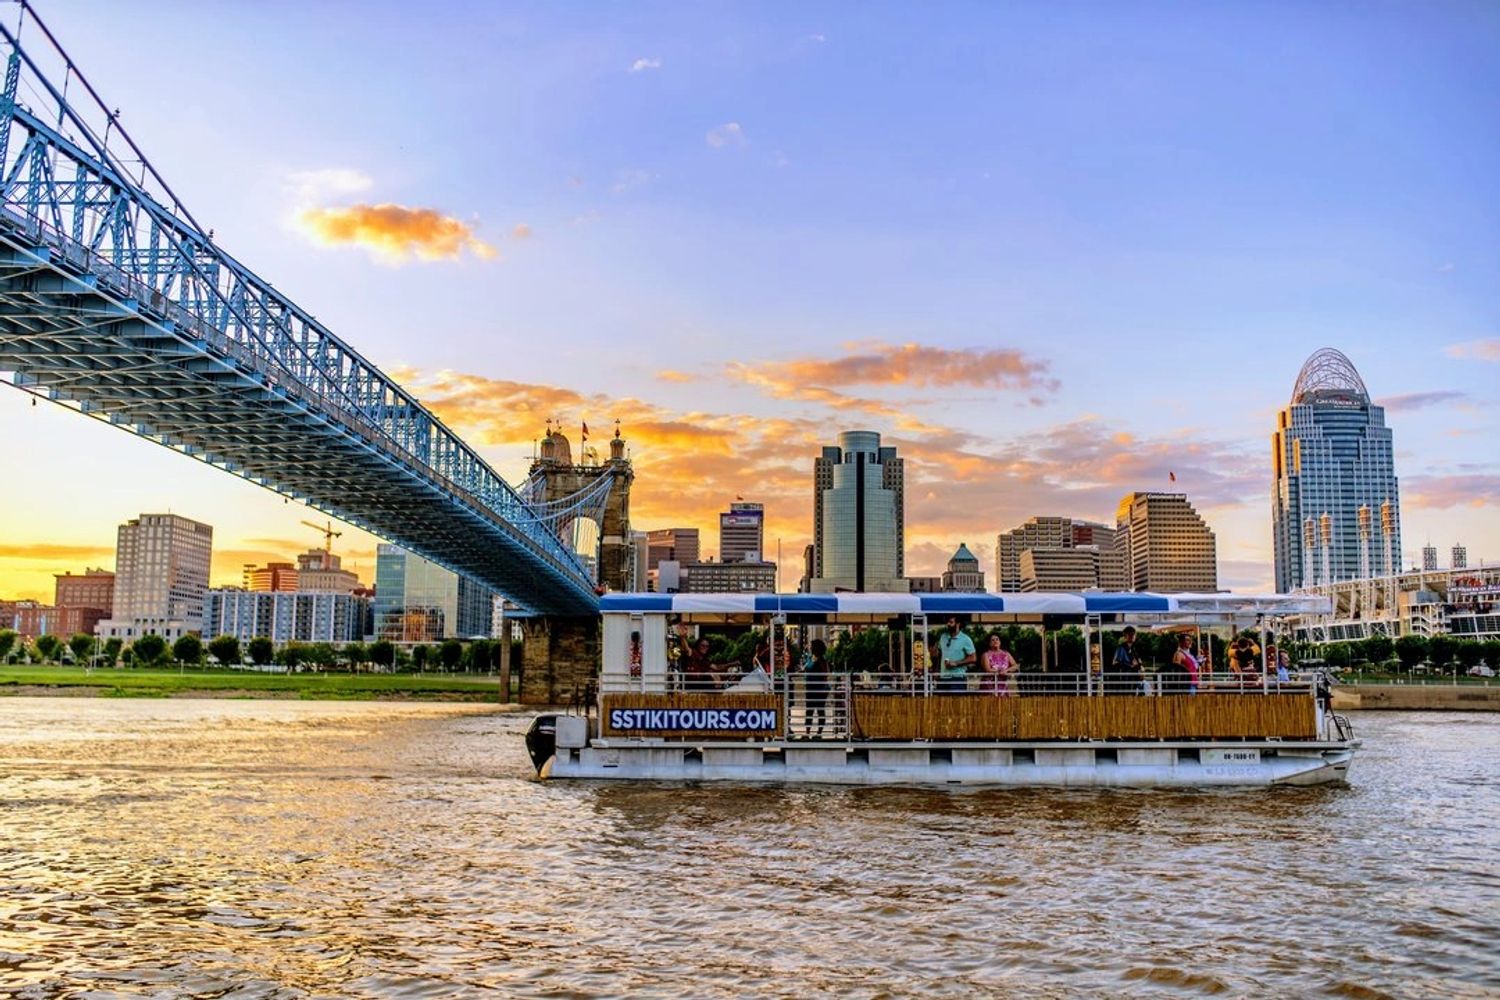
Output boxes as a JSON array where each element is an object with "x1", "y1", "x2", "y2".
[{"x1": 0, "y1": 3, "x2": 605, "y2": 615}]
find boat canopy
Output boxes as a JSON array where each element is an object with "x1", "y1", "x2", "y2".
[{"x1": 598, "y1": 591, "x2": 1332, "y2": 619}]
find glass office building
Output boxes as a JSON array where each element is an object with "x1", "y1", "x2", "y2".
[
  {"x1": 1272, "y1": 349, "x2": 1401, "y2": 592},
  {"x1": 811, "y1": 430, "x2": 908, "y2": 593},
  {"x1": 373, "y1": 544, "x2": 494, "y2": 643}
]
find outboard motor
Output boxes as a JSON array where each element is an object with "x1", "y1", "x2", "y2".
[{"x1": 525, "y1": 714, "x2": 558, "y2": 775}]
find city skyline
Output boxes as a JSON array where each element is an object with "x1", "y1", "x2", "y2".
[{"x1": 1, "y1": 1, "x2": 1497, "y2": 600}]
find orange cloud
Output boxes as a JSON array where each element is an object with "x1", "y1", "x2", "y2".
[
  {"x1": 655, "y1": 370, "x2": 695, "y2": 383},
  {"x1": 394, "y1": 368, "x2": 1266, "y2": 579},
  {"x1": 0, "y1": 542, "x2": 115, "y2": 562},
  {"x1": 744, "y1": 342, "x2": 1056, "y2": 392},
  {"x1": 296, "y1": 203, "x2": 497, "y2": 262}
]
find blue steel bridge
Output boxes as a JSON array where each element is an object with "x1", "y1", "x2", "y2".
[{"x1": 0, "y1": 4, "x2": 611, "y2": 616}]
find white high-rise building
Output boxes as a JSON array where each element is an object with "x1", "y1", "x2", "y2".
[
  {"x1": 97, "y1": 513, "x2": 214, "y2": 640},
  {"x1": 1272, "y1": 348, "x2": 1401, "y2": 592}
]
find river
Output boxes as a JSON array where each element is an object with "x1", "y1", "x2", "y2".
[{"x1": 0, "y1": 699, "x2": 1494, "y2": 998}]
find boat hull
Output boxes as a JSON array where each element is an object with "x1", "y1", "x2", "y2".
[{"x1": 547, "y1": 742, "x2": 1357, "y2": 788}]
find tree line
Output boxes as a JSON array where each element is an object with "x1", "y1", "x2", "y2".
[{"x1": 0, "y1": 629, "x2": 520, "y2": 673}]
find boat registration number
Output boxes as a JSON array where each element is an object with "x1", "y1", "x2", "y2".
[{"x1": 1203, "y1": 749, "x2": 1261, "y2": 766}]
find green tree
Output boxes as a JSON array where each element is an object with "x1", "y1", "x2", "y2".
[
  {"x1": 1054, "y1": 626, "x2": 1086, "y2": 673},
  {"x1": 1482, "y1": 639, "x2": 1500, "y2": 670},
  {"x1": 33, "y1": 634, "x2": 63, "y2": 662},
  {"x1": 68, "y1": 633, "x2": 95, "y2": 666},
  {"x1": 369, "y1": 639, "x2": 395, "y2": 669},
  {"x1": 172, "y1": 634, "x2": 203, "y2": 666},
  {"x1": 102, "y1": 637, "x2": 123, "y2": 667},
  {"x1": 1361, "y1": 636, "x2": 1394, "y2": 666},
  {"x1": 1323, "y1": 642, "x2": 1352, "y2": 670},
  {"x1": 132, "y1": 634, "x2": 167, "y2": 666},
  {"x1": 1427, "y1": 635, "x2": 1458, "y2": 670},
  {"x1": 439, "y1": 638, "x2": 464, "y2": 670},
  {"x1": 208, "y1": 635, "x2": 242, "y2": 668},
  {"x1": 343, "y1": 641, "x2": 368, "y2": 671},
  {"x1": 0, "y1": 628, "x2": 16, "y2": 662},
  {"x1": 304, "y1": 643, "x2": 337, "y2": 670},
  {"x1": 277, "y1": 643, "x2": 309, "y2": 669},
  {"x1": 1455, "y1": 640, "x2": 1484, "y2": 672},
  {"x1": 411, "y1": 644, "x2": 429, "y2": 670},
  {"x1": 247, "y1": 636, "x2": 275, "y2": 666},
  {"x1": 830, "y1": 627, "x2": 890, "y2": 675},
  {"x1": 1394, "y1": 635, "x2": 1428, "y2": 671},
  {"x1": 465, "y1": 639, "x2": 491, "y2": 673}
]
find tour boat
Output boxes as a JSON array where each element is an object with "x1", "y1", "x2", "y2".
[{"x1": 525, "y1": 592, "x2": 1357, "y2": 788}]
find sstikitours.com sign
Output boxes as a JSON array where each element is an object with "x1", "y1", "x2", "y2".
[
  {"x1": 609, "y1": 708, "x2": 779, "y2": 732},
  {"x1": 600, "y1": 693, "x2": 783, "y2": 737}
]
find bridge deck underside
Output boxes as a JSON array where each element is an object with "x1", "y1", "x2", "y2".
[{"x1": 0, "y1": 233, "x2": 596, "y2": 615}]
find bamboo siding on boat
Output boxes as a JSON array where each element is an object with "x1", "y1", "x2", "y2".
[
  {"x1": 601, "y1": 692, "x2": 783, "y2": 738},
  {"x1": 851, "y1": 694, "x2": 1315, "y2": 741}
]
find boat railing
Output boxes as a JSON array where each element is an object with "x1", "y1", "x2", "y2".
[{"x1": 596, "y1": 671, "x2": 1324, "y2": 744}]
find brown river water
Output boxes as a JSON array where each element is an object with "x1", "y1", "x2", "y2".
[{"x1": 0, "y1": 699, "x2": 1494, "y2": 998}]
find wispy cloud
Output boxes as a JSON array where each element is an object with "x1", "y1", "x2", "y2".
[
  {"x1": 655, "y1": 370, "x2": 695, "y2": 383},
  {"x1": 511, "y1": 223, "x2": 533, "y2": 240},
  {"x1": 0, "y1": 542, "x2": 115, "y2": 562},
  {"x1": 286, "y1": 167, "x2": 373, "y2": 204},
  {"x1": 1405, "y1": 473, "x2": 1500, "y2": 509},
  {"x1": 1444, "y1": 338, "x2": 1500, "y2": 362},
  {"x1": 296, "y1": 204, "x2": 497, "y2": 263},
  {"x1": 610, "y1": 168, "x2": 654, "y2": 194},
  {"x1": 706, "y1": 122, "x2": 747, "y2": 149},
  {"x1": 629, "y1": 57, "x2": 662, "y2": 73},
  {"x1": 736, "y1": 341, "x2": 1057, "y2": 393},
  {"x1": 1376, "y1": 390, "x2": 1469, "y2": 412}
]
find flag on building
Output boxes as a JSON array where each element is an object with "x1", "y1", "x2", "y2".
[{"x1": 1169, "y1": 471, "x2": 1176, "y2": 482}]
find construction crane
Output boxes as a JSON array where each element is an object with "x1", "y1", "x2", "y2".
[{"x1": 301, "y1": 519, "x2": 342, "y2": 554}]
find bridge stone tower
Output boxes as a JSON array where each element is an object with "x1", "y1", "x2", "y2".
[{"x1": 519, "y1": 422, "x2": 633, "y2": 704}]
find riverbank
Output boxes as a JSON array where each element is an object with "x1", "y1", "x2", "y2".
[
  {"x1": 1333, "y1": 683, "x2": 1500, "y2": 712},
  {"x1": 0, "y1": 665, "x2": 518, "y2": 702}
]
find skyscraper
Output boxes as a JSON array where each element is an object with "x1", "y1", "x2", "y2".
[
  {"x1": 1272, "y1": 348, "x2": 1401, "y2": 591},
  {"x1": 1115, "y1": 492, "x2": 1217, "y2": 593},
  {"x1": 645, "y1": 528, "x2": 700, "y2": 570},
  {"x1": 373, "y1": 544, "x2": 494, "y2": 643},
  {"x1": 811, "y1": 430, "x2": 907, "y2": 593},
  {"x1": 719, "y1": 501, "x2": 765, "y2": 563},
  {"x1": 995, "y1": 517, "x2": 1126, "y2": 591},
  {"x1": 98, "y1": 513, "x2": 213, "y2": 640}
]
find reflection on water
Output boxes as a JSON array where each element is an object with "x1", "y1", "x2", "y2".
[{"x1": 0, "y1": 699, "x2": 1495, "y2": 998}]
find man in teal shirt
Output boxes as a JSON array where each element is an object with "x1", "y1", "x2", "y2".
[{"x1": 937, "y1": 617, "x2": 975, "y2": 693}]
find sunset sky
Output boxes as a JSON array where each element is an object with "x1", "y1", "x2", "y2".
[{"x1": 2, "y1": 1, "x2": 1497, "y2": 602}]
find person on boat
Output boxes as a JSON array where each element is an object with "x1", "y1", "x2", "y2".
[
  {"x1": 1106, "y1": 627, "x2": 1144, "y2": 695},
  {"x1": 1231, "y1": 637, "x2": 1262, "y2": 689},
  {"x1": 804, "y1": 638, "x2": 830, "y2": 735},
  {"x1": 1172, "y1": 633, "x2": 1200, "y2": 694},
  {"x1": 981, "y1": 634, "x2": 1017, "y2": 696},
  {"x1": 677, "y1": 632, "x2": 719, "y2": 691},
  {"x1": 1267, "y1": 644, "x2": 1290, "y2": 685},
  {"x1": 936, "y1": 617, "x2": 976, "y2": 693}
]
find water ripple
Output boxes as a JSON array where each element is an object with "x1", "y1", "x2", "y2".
[{"x1": 0, "y1": 700, "x2": 1495, "y2": 998}]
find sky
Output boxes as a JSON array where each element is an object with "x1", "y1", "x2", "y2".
[{"x1": 1, "y1": 0, "x2": 1497, "y2": 601}]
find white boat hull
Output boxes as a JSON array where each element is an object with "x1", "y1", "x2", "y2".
[{"x1": 548, "y1": 742, "x2": 1357, "y2": 788}]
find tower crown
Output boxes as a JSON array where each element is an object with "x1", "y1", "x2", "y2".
[{"x1": 1291, "y1": 348, "x2": 1370, "y2": 406}]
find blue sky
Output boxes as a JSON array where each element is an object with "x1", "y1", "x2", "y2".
[{"x1": 1, "y1": 0, "x2": 1496, "y2": 598}]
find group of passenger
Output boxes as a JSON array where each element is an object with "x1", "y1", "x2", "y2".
[
  {"x1": 654, "y1": 618, "x2": 1295, "y2": 701},
  {"x1": 936, "y1": 617, "x2": 1019, "y2": 695}
]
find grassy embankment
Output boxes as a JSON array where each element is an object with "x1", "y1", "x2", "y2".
[{"x1": 0, "y1": 665, "x2": 514, "y2": 701}]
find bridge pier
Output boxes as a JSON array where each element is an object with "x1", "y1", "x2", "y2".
[{"x1": 520, "y1": 616, "x2": 600, "y2": 705}]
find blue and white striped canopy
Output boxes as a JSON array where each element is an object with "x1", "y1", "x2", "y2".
[{"x1": 597, "y1": 592, "x2": 1331, "y2": 617}]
